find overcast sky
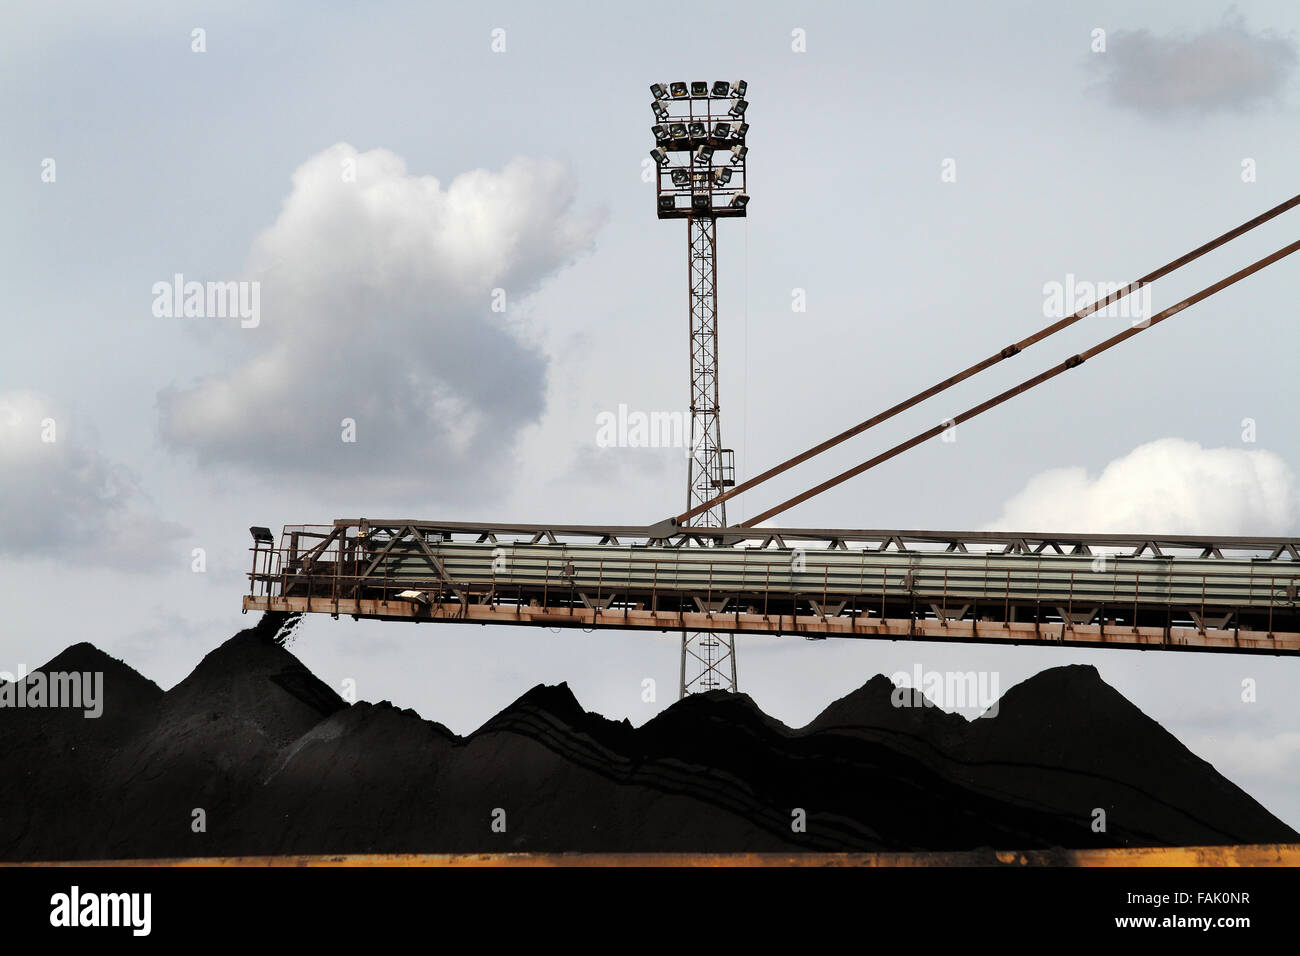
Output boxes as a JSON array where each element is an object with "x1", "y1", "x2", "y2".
[{"x1": 3, "y1": 1, "x2": 1300, "y2": 827}]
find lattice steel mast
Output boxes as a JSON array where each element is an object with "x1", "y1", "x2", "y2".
[
  {"x1": 648, "y1": 79, "x2": 750, "y2": 696},
  {"x1": 686, "y1": 218, "x2": 726, "y2": 528},
  {"x1": 681, "y1": 216, "x2": 734, "y2": 695}
]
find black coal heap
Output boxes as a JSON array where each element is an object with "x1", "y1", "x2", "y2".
[{"x1": 0, "y1": 613, "x2": 1292, "y2": 860}]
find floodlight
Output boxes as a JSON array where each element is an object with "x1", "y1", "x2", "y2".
[
  {"x1": 651, "y1": 124, "x2": 668, "y2": 141},
  {"x1": 732, "y1": 80, "x2": 747, "y2": 97},
  {"x1": 711, "y1": 122, "x2": 731, "y2": 139},
  {"x1": 711, "y1": 80, "x2": 730, "y2": 96},
  {"x1": 730, "y1": 194, "x2": 749, "y2": 209},
  {"x1": 730, "y1": 145, "x2": 748, "y2": 164},
  {"x1": 650, "y1": 83, "x2": 669, "y2": 100},
  {"x1": 670, "y1": 123, "x2": 688, "y2": 139},
  {"x1": 658, "y1": 195, "x2": 676, "y2": 212},
  {"x1": 652, "y1": 101, "x2": 670, "y2": 121},
  {"x1": 670, "y1": 82, "x2": 688, "y2": 97},
  {"x1": 650, "y1": 148, "x2": 668, "y2": 165},
  {"x1": 691, "y1": 81, "x2": 708, "y2": 96},
  {"x1": 688, "y1": 121, "x2": 706, "y2": 139},
  {"x1": 692, "y1": 194, "x2": 711, "y2": 212},
  {"x1": 671, "y1": 169, "x2": 690, "y2": 187},
  {"x1": 250, "y1": 526, "x2": 274, "y2": 544},
  {"x1": 714, "y1": 167, "x2": 732, "y2": 185},
  {"x1": 733, "y1": 123, "x2": 749, "y2": 141},
  {"x1": 729, "y1": 98, "x2": 748, "y2": 117},
  {"x1": 694, "y1": 145, "x2": 714, "y2": 163}
]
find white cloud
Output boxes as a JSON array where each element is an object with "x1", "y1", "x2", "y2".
[
  {"x1": 0, "y1": 390, "x2": 186, "y2": 567},
  {"x1": 1191, "y1": 730, "x2": 1300, "y2": 781},
  {"x1": 158, "y1": 143, "x2": 603, "y2": 501},
  {"x1": 985, "y1": 438, "x2": 1298, "y2": 535}
]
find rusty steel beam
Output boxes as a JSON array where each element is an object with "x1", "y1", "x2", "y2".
[
  {"x1": 326, "y1": 518, "x2": 1300, "y2": 555},
  {"x1": 243, "y1": 594, "x2": 1300, "y2": 656},
  {"x1": 19, "y1": 844, "x2": 1300, "y2": 866}
]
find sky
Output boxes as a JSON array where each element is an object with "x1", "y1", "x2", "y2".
[{"x1": 3, "y1": 1, "x2": 1300, "y2": 827}]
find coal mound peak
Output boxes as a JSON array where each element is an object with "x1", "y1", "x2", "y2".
[{"x1": 0, "y1": 613, "x2": 1293, "y2": 860}]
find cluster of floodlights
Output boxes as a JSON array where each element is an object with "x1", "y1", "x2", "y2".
[
  {"x1": 652, "y1": 80, "x2": 746, "y2": 101},
  {"x1": 650, "y1": 80, "x2": 749, "y2": 215},
  {"x1": 660, "y1": 192, "x2": 750, "y2": 215},
  {"x1": 650, "y1": 122, "x2": 749, "y2": 155}
]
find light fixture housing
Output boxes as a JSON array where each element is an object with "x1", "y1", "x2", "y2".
[{"x1": 651, "y1": 78, "x2": 749, "y2": 220}]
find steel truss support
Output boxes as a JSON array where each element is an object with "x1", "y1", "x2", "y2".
[{"x1": 682, "y1": 216, "x2": 737, "y2": 696}]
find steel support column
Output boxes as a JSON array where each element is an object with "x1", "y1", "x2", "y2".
[{"x1": 681, "y1": 216, "x2": 737, "y2": 696}]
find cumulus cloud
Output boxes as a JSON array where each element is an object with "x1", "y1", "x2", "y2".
[
  {"x1": 158, "y1": 143, "x2": 602, "y2": 500},
  {"x1": 0, "y1": 391, "x2": 187, "y2": 567},
  {"x1": 986, "y1": 438, "x2": 1298, "y2": 535},
  {"x1": 1093, "y1": 15, "x2": 1297, "y2": 115}
]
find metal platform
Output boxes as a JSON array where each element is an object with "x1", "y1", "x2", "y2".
[{"x1": 243, "y1": 519, "x2": 1300, "y2": 656}]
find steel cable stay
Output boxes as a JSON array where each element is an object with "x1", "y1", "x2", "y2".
[
  {"x1": 668, "y1": 192, "x2": 1300, "y2": 528},
  {"x1": 741, "y1": 238, "x2": 1300, "y2": 527}
]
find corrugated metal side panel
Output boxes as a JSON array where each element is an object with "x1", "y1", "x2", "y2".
[{"x1": 359, "y1": 542, "x2": 1300, "y2": 609}]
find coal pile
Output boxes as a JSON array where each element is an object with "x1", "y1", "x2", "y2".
[{"x1": 0, "y1": 612, "x2": 1293, "y2": 860}]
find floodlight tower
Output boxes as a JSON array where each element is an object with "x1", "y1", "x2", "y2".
[{"x1": 649, "y1": 79, "x2": 750, "y2": 697}]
